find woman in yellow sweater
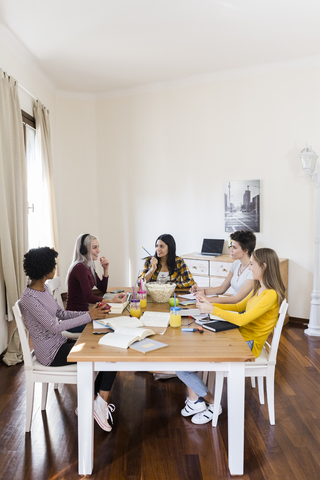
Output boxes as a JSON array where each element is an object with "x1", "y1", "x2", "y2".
[{"x1": 176, "y1": 248, "x2": 285, "y2": 425}]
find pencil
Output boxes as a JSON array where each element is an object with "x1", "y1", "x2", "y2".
[{"x1": 142, "y1": 246, "x2": 153, "y2": 257}]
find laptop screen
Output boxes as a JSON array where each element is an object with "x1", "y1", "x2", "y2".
[{"x1": 201, "y1": 239, "x2": 224, "y2": 256}]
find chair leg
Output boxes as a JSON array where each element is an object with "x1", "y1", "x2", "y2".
[
  {"x1": 212, "y1": 372, "x2": 224, "y2": 427},
  {"x1": 41, "y1": 383, "x2": 49, "y2": 410},
  {"x1": 251, "y1": 376, "x2": 256, "y2": 388},
  {"x1": 266, "y1": 367, "x2": 275, "y2": 425},
  {"x1": 25, "y1": 377, "x2": 35, "y2": 432},
  {"x1": 257, "y1": 376, "x2": 265, "y2": 404}
]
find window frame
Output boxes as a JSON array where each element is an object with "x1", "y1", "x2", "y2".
[{"x1": 21, "y1": 110, "x2": 36, "y2": 147}]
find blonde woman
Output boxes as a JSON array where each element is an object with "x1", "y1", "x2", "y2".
[
  {"x1": 177, "y1": 248, "x2": 285, "y2": 424},
  {"x1": 66, "y1": 233, "x2": 126, "y2": 333}
]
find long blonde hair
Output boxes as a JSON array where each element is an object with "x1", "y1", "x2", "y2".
[
  {"x1": 65, "y1": 233, "x2": 97, "y2": 284},
  {"x1": 252, "y1": 248, "x2": 285, "y2": 306}
]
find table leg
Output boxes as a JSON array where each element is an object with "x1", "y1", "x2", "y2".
[
  {"x1": 77, "y1": 362, "x2": 94, "y2": 475},
  {"x1": 227, "y1": 362, "x2": 245, "y2": 475}
]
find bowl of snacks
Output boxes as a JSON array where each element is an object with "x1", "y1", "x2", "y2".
[{"x1": 145, "y1": 282, "x2": 176, "y2": 303}]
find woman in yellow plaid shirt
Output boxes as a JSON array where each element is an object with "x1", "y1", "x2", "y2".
[{"x1": 139, "y1": 234, "x2": 194, "y2": 289}]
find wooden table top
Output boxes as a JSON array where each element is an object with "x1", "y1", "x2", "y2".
[{"x1": 67, "y1": 288, "x2": 255, "y2": 364}]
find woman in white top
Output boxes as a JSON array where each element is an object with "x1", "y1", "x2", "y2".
[{"x1": 191, "y1": 230, "x2": 256, "y2": 304}]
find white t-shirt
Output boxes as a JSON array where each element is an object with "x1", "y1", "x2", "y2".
[
  {"x1": 157, "y1": 271, "x2": 170, "y2": 284},
  {"x1": 230, "y1": 260, "x2": 253, "y2": 294}
]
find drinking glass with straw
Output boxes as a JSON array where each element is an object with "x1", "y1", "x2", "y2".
[
  {"x1": 130, "y1": 286, "x2": 141, "y2": 318},
  {"x1": 170, "y1": 292, "x2": 181, "y2": 328},
  {"x1": 138, "y1": 279, "x2": 147, "y2": 308}
]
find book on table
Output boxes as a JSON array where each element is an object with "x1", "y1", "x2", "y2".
[
  {"x1": 98, "y1": 326, "x2": 155, "y2": 349},
  {"x1": 129, "y1": 338, "x2": 168, "y2": 353},
  {"x1": 104, "y1": 301, "x2": 128, "y2": 314},
  {"x1": 95, "y1": 312, "x2": 170, "y2": 329},
  {"x1": 139, "y1": 311, "x2": 170, "y2": 327},
  {"x1": 195, "y1": 314, "x2": 239, "y2": 332},
  {"x1": 201, "y1": 320, "x2": 238, "y2": 333}
]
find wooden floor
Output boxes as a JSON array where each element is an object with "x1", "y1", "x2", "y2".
[{"x1": 1, "y1": 323, "x2": 320, "y2": 480}]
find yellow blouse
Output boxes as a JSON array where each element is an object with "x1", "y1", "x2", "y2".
[{"x1": 212, "y1": 289, "x2": 279, "y2": 357}]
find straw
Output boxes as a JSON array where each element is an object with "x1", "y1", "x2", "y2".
[
  {"x1": 174, "y1": 292, "x2": 176, "y2": 307},
  {"x1": 133, "y1": 286, "x2": 136, "y2": 300}
]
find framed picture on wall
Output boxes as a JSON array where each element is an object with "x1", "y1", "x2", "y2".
[{"x1": 224, "y1": 180, "x2": 260, "y2": 232}]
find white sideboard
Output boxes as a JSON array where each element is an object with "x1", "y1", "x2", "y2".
[{"x1": 182, "y1": 253, "x2": 289, "y2": 302}]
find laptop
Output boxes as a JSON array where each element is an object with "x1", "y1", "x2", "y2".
[{"x1": 200, "y1": 239, "x2": 224, "y2": 257}]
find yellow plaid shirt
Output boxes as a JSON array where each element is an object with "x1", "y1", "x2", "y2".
[{"x1": 139, "y1": 256, "x2": 194, "y2": 289}]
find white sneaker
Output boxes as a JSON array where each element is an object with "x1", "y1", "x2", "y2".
[
  {"x1": 191, "y1": 403, "x2": 222, "y2": 424},
  {"x1": 94, "y1": 393, "x2": 115, "y2": 432},
  {"x1": 181, "y1": 397, "x2": 206, "y2": 417}
]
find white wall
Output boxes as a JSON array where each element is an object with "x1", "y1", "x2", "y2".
[
  {"x1": 54, "y1": 95, "x2": 100, "y2": 284},
  {"x1": 95, "y1": 66, "x2": 320, "y2": 319},
  {"x1": 1, "y1": 19, "x2": 318, "y2": 321}
]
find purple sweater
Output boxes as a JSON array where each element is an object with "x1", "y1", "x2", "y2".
[
  {"x1": 20, "y1": 286, "x2": 91, "y2": 366},
  {"x1": 66, "y1": 263, "x2": 109, "y2": 312}
]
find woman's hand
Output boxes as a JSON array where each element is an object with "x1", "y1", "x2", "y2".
[
  {"x1": 89, "y1": 303, "x2": 111, "y2": 320},
  {"x1": 190, "y1": 284, "x2": 203, "y2": 294},
  {"x1": 111, "y1": 293, "x2": 127, "y2": 303},
  {"x1": 100, "y1": 256, "x2": 109, "y2": 273},
  {"x1": 150, "y1": 256, "x2": 158, "y2": 271},
  {"x1": 196, "y1": 295, "x2": 214, "y2": 315},
  {"x1": 196, "y1": 291, "x2": 208, "y2": 301}
]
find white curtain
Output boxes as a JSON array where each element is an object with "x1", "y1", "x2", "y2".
[
  {"x1": 33, "y1": 101, "x2": 59, "y2": 254},
  {"x1": 0, "y1": 69, "x2": 28, "y2": 365}
]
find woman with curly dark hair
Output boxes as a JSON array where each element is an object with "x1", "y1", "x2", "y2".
[
  {"x1": 191, "y1": 230, "x2": 256, "y2": 304},
  {"x1": 20, "y1": 247, "x2": 117, "y2": 432}
]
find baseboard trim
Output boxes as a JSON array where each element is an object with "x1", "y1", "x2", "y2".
[{"x1": 289, "y1": 316, "x2": 309, "y2": 326}]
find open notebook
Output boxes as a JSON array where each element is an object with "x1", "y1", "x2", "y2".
[
  {"x1": 95, "y1": 312, "x2": 170, "y2": 329},
  {"x1": 99, "y1": 327, "x2": 155, "y2": 349}
]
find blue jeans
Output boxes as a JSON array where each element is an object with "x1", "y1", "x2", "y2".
[{"x1": 176, "y1": 340, "x2": 254, "y2": 398}]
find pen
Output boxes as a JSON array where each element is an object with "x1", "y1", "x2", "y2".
[
  {"x1": 93, "y1": 332, "x2": 109, "y2": 335},
  {"x1": 142, "y1": 246, "x2": 153, "y2": 257},
  {"x1": 181, "y1": 327, "x2": 204, "y2": 333}
]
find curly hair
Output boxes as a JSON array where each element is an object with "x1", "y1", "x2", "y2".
[
  {"x1": 23, "y1": 247, "x2": 58, "y2": 280},
  {"x1": 230, "y1": 230, "x2": 256, "y2": 256}
]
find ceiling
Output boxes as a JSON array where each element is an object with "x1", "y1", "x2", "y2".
[{"x1": 1, "y1": 0, "x2": 320, "y2": 95}]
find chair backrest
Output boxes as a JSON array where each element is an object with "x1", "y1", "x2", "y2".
[
  {"x1": 12, "y1": 301, "x2": 34, "y2": 369},
  {"x1": 267, "y1": 299, "x2": 288, "y2": 363},
  {"x1": 45, "y1": 276, "x2": 64, "y2": 308}
]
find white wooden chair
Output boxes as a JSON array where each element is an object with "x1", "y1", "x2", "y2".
[
  {"x1": 46, "y1": 276, "x2": 80, "y2": 340},
  {"x1": 13, "y1": 301, "x2": 78, "y2": 432},
  {"x1": 209, "y1": 299, "x2": 288, "y2": 427}
]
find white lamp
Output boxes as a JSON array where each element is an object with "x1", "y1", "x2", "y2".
[{"x1": 300, "y1": 144, "x2": 320, "y2": 336}]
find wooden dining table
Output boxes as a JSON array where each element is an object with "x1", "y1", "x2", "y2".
[{"x1": 68, "y1": 288, "x2": 255, "y2": 476}]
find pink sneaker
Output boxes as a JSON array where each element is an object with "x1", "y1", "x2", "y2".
[{"x1": 94, "y1": 393, "x2": 115, "y2": 432}]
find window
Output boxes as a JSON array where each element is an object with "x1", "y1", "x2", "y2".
[{"x1": 22, "y1": 110, "x2": 53, "y2": 249}]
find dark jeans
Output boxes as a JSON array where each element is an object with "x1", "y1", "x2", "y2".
[
  {"x1": 66, "y1": 324, "x2": 86, "y2": 334},
  {"x1": 50, "y1": 339, "x2": 116, "y2": 394}
]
